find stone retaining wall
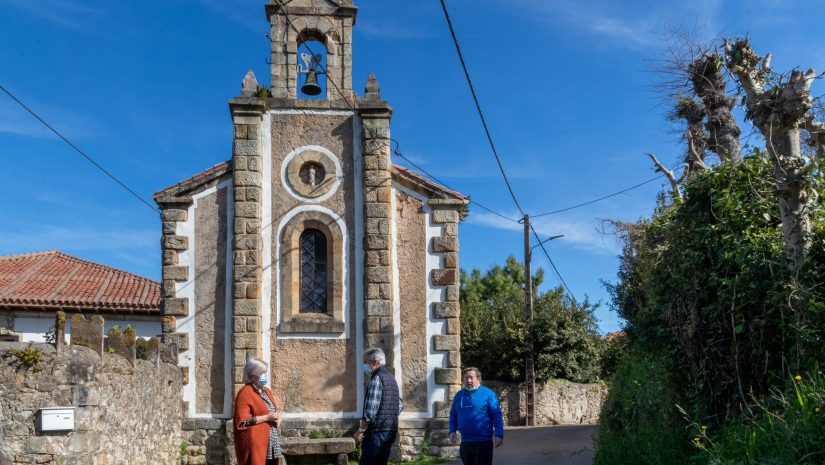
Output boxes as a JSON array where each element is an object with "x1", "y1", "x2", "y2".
[
  {"x1": 0, "y1": 342, "x2": 184, "y2": 465},
  {"x1": 486, "y1": 379, "x2": 607, "y2": 426}
]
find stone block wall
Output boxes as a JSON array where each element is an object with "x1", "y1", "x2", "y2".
[
  {"x1": 230, "y1": 102, "x2": 266, "y2": 392},
  {"x1": 0, "y1": 342, "x2": 184, "y2": 465},
  {"x1": 180, "y1": 418, "x2": 226, "y2": 465},
  {"x1": 360, "y1": 87, "x2": 396, "y2": 366},
  {"x1": 486, "y1": 379, "x2": 608, "y2": 426}
]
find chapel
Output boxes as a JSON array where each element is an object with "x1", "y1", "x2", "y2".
[{"x1": 153, "y1": 0, "x2": 467, "y2": 457}]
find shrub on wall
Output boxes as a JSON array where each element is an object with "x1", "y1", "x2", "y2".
[{"x1": 598, "y1": 153, "x2": 825, "y2": 463}]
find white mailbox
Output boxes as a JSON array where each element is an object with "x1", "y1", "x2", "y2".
[{"x1": 40, "y1": 407, "x2": 75, "y2": 431}]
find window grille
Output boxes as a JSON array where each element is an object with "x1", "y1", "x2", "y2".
[{"x1": 299, "y1": 229, "x2": 327, "y2": 312}]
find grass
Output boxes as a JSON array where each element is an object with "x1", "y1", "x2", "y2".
[{"x1": 690, "y1": 371, "x2": 825, "y2": 465}]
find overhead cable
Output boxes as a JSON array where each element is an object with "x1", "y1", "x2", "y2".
[
  {"x1": 438, "y1": 0, "x2": 526, "y2": 216},
  {"x1": 530, "y1": 224, "x2": 575, "y2": 299},
  {"x1": 391, "y1": 141, "x2": 518, "y2": 224},
  {"x1": 0, "y1": 84, "x2": 160, "y2": 215}
]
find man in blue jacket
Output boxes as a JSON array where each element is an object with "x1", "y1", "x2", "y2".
[{"x1": 449, "y1": 367, "x2": 504, "y2": 465}]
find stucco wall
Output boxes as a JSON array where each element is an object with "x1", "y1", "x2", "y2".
[
  {"x1": 1, "y1": 311, "x2": 160, "y2": 343},
  {"x1": 194, "y1": 187, "x2": 229, "y2": 414},
  {"x1": 0, "y1": 343, "x2": 183, "y2": 465},
  {"x1": 395, "y1": 191, "x2": 428, "y2": 412},
  {"x1": 269, "y1": 112, "x2": 358, "y2": 413}
]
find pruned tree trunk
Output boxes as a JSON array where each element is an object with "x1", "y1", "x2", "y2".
[
  {"x1": 725, "y1": 38, "x2": 818, "y2": 271},
  {"x1": 689, "y1": 54, "x2": 741, "y2": 162}
]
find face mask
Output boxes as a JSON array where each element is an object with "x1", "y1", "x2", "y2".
[
  {"x1": 258, "y1": 373, "x2": 269, "y2": 386},
  {"x1": 363, "y1": 363, "x2": 373, "y2": 375},
  {"x1": 463, "y1": 384, "x2": 479, "y2": 392}
]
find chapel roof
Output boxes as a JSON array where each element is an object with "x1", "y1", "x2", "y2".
[{"x1": 0, "y1": 250, "x2": 160, "y2": 314}]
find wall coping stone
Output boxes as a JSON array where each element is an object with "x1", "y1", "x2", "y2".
[{"x1": 182, "y1": 418, "x2": 224, "y2": 431}]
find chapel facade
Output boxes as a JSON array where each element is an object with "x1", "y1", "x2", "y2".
[{"x1": 153, "y1": 0, "x2": 466, "y2": 458}]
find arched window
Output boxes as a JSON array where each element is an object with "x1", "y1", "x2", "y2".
[
  {"x1": 299, "y1": 229, "x2": 327, "y2": 312},
  {"x1": 280, "y1": 210, "x2": 344, "y2": 334}
]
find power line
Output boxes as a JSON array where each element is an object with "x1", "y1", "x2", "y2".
[
  {"x1": 0, "y1": 84, "x2": 160, "y2": 215},
  {"x1": 531, "y1": 174, "x2": 668, "y2": 218},
  {"x1": 530, "y1": 223, "x2": 575, "y2": 298},
  {"x1": 438, "y1": 0, "x2": 526, "y2": 216},
  {"x1": 274, "y1": 2, "x2": 519, "y2": 225},
  {"x1": 278, "y1": 2, "x2": 573, "y2": 298},
  {"x1": 391, "y1": 140, "x2": 518, "y2": 224}
]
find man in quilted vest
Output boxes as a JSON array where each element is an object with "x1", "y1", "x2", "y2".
[{"x1": 353, "y1": 347, "x2": 404, "y2": 465}]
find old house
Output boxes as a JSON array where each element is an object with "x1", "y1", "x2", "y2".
[
  {"x1": 0, "y1": 250, "x2": 161, "y2": 342},
  {"x1": 153, "y1": 0, "x2": 467, "y2": 458}
]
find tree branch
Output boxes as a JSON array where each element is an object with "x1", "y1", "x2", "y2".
[{"x1": 646, "y1": 153, "x2": 683, "y2": 201}]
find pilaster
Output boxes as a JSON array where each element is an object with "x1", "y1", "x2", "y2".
[
  {"x1": 358, "y1": 73, "x2": 395, "y2": 368},
  {"x1": 229, "y1": 100, "x2": 266, "y2": 393}
]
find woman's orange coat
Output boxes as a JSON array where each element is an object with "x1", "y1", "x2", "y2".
[{"x1": 233, "y1": 384, "x2": 280, "y2": 465}]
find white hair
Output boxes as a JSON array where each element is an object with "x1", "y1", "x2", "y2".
[
  {"x1": 243, "y1": 358, "x2": 268, "y2": 384},
  {"x1": 364, "y1": 347, "x2": 386, "y2": 367}
]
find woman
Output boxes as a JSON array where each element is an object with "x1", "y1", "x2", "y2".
[{"x1": 234, "y1": 358, "x2": 283, "y2": 465}]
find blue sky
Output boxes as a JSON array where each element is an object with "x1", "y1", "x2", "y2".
[{"x1": 2, "y1": 0, "x2": 824, "y2": 333}]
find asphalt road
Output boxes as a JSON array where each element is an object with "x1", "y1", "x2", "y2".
[{"x1": 443, "y1": 425, "x2": 597, "y2": 465}]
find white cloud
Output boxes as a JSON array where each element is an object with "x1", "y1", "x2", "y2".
[
  {"x1": 512, "y1": 0, "x2": 722, "y2": 51},
  {"x1": 0, "y1": 99, "x2": 100, "y2": 140},
  {"x1": 0, "y1": 224, "x2": 156, "y2": 254},
  {"x1": 467, "y1": 211, "x2": 621, "y2": 256},
  {"x1": 6, "y1": 0, "x2": 105, "y2": 32},
  {"x1": 356, "y1": 21, "x2": 431, "y2": 40},
  {"x1": 198, "y1": 0, "x2": 268, "y2": 32}
]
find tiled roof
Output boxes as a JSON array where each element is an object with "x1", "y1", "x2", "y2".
[{"x1": 0, "y1": 250, "x2": 160, "y2": 314}]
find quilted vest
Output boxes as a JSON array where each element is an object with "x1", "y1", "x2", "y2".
[{"x1": 371, "y1": 367, "x2": 399, "y2": 432}]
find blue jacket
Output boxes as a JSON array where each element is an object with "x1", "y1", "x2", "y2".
[{"x1": 448, "y1": 385, "x2": 504, "y2": 442}]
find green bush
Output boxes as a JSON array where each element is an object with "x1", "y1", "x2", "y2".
[
  {"x1": 595, "y1": 350, "x2": 695, "y2": 465},
  {"x1": 460, "y1": 256, "x2": 604, "y2": 383},
  {"x1": 598, "y1": 153, "x2": 825, "y2": 464},
  {"x1": 3, "y1": 344, "x2": 43, "y2": 370},
  {"x1": 608, "y1": 154, "x2": 825, "y2": 419}
]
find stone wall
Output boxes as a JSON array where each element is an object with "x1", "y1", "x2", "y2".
[
  {"x1": 0, "y1": 342, "x2": 184, "y2": 465},
  {"x1": 486, "y1": 379, "x2": 607, "y2": 426}
]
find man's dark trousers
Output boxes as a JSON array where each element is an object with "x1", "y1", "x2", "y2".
[
  {"x1": 459, "y1": 440, "x2": 494, "y2": 465},
  {"x1": 359, "y1": 430, "x2": 397, "y2": 465}
]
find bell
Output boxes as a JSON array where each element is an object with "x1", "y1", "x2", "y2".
[{"x1": 301, "y1": 69, "x2": 322, "y2": 96}]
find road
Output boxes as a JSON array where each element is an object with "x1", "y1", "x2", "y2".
[{"x1": 443, "y1": 425, "x2": 597, "y2": 465}]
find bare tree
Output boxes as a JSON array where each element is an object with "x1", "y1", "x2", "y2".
[
  {"x1": 648, "y1": 31, "x2": 740, "y2": 195},
  {"x1": 724, "y1": 37, "x2": 820, "y2": 271}
]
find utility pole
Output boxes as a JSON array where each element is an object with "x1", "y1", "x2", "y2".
[{"x1": 523, "y1": 214, "x2": 536, "y2": 427}]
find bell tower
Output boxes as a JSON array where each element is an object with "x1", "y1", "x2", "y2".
[{"x1": 265, "y1": 0, "x2": 357, "y2": 100}]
